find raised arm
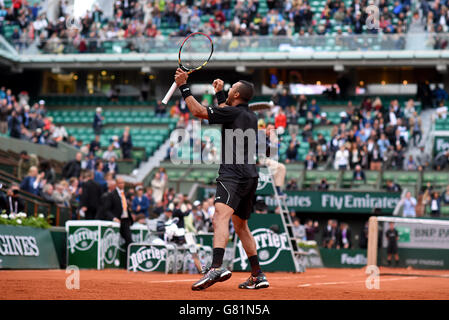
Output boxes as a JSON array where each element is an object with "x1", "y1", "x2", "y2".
[
  {"x1": 174, "y1": 68, "x2": 209, "y2": 120},
  {"x1": 212, "y1": 79, "x2": 227, "y2": 108}
]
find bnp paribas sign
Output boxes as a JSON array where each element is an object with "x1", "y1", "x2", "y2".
[
  {"x1": 233, "y1": 214, "x2": 297, "y2": 272},
  {"x1": 263, "y1": 191, "x2": 401, "y2": 214}
]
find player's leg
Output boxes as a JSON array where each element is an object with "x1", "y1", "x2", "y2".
[
  {"x1": 212, "y1": 202, "x2": 234, "y2": 253},
  {"x1": 233, "y1": 216, "x2": 269, "y2": 290},
  {"x1": 233, "y1": 179, "x2": 270, "y2": 289},
  {"x1": 192, "y1": 182, "x2": 237, "y2": 291}
]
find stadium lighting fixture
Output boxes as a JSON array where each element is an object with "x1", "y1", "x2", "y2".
[
  {"x1": 236, "y1": 65, "x2": 246, "y2": 73},
  {"x1": 436, "y1": 64, "x2": 447, "y2": 73},
  {"x1": 334, "y1": 64, "x2": 344, "y2": 72},
  {"x1": 52, "y1": 67, "x2": 61, "y2": 74},
  {"x1": 142, "y1": 66, "x2": 152, "y2": 73}
]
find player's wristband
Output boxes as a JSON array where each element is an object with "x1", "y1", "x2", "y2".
[
  {"x1": 179, "y1": 84, "x2": 192, "y2": 100},
  {"x1": 215, "y1": 90, "x2": 226, "y2": 104}
]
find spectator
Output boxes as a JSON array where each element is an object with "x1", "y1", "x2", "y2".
[
  {"x1": 400, "y1": 191, "x2": 417, "y2": 217},
  {"x1": 385, "y1": 180, "x2": 402, "y2": 192},
  {"x1": 51, "y1": 182, "x2": 71, "y2": 207},
  {"x1": 353, "y1": 164, "x2": 366, "y2": 183},
  {"x1": 102, "y1": 144, "x2": 118, "y2": 161},
  {"x1": 286, "y1": 178, "x2": 298, "y2": 191},
  {"x1": 103, "y1": 155, "x2": 119, "y2": 177},
  {"x1": 17, "y1": 150, "x2": 39, "y2": 180},
  {"x1": 93, "y1": 107, "x2": 104, "y2": 135},
  {"x1": 337, "y1": 223, "x2": 352, "y2": 249},
  {"x1": 322, "y1": 219, "x2": 338, "y2": 248},
  {"x1": 305, "y1": 219, "x2": 319, "y2": 241},
  {"x1": 441, "y1": 185, "x2": 449, "y2": 205},
  {"x1": 155, "y1": 100, "x2": 166, "y2": 117},
  {"x1": 90, "y1": 135, "x2": 102, "y2": 155},
  {"x1": 433, "y1": 150, "x2": 449, "y2": 170},
  {"x1": 304, "y1": 153, "x2": 316, "y2": 170},
  {"x1": 20, "y1": 166, "x2": 45, "y2": 196},
  {"x1": 292, "y1": 218, "x2": 306, "y2": 241},
  {"x1": 120, "y1": 126, "x2": 133, "y2": 159},
  {"x1": 0, "y1": 183, "x2": 24, "y2": 214},
  {"x1": 151, "y1": 172, "x2": 166, "y2": 204},
  {"x1": 41, "y1": 183, "x2": 55, "y2": 203},
  {"x1": 274, "y1": 108, "x2": 287, "y2": 130},
  {"x1": 132, "y1": 186, "x2": 150, "y2": 218},
  {"x1": 359, "y1": 221, "x2": 369, "y2": 249},
  {"x1": 101, "y1": 177, "x2": 133, "y2": 259},
  {"x1": 8, "y1": 109, "x2": 22, "y2": 139},
  {"x1": 404, "y1": 155, "x2": 417, "y2": 171},
  {"x1": 416, "y1": 146, "x2": 431, "y2": 169},
  {"x1": 79, "y1": 170, "x2": 103, "y2": 220},
  {"x1": 286, "y1": 105, "x2": 299, "y2": 138},
  {"x1": 62, "y1": 152, "x2": 83, "y2": 179},
  {"x1": 334, "y1": 144, "x2": 350, "y2": 170},
  {"x1": 286, "y1": 140, "x2": 299, "y2": 163},
  {"x1": 429, "y1": 191, "x2": 441, "y2": 217},
  {"x1": 94, "y1": 161, "x2": 107, "y2": 192},
  {"x1": 308, "y1": 98, "x2": 320, "y2": 116},
  {"x1": 317, "y1": 178, "x2": 329, "y2": 191}
]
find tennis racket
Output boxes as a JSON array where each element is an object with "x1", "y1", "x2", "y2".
[{"x1": 162, "y1": 32, "x2": 214, "y2": 105}]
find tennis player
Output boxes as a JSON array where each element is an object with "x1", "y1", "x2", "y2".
[{"x1": 174, "y1": 68, "x2": 270, "y2": 291}]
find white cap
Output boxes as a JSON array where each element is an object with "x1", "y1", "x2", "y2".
[
  {"x1": 193, "y1": 200, "x2": 201, "y2": 206},
  {"x1": 96, "y1": 107, "x2": 102, "y2": 113},
  {"x1": 39, "y1": 100, "x2": 45, "y2": 105}
]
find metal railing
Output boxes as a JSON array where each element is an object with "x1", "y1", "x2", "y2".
[{"x1": 5, "y1": 33, "x2": 444, "y2": 55}]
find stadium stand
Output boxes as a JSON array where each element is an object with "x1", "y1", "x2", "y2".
[{"x1": 0, "y1": 0, "x2": 416, "y2": 54}]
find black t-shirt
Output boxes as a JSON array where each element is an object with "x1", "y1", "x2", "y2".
[
  {"x1": 206, "y1": 104, "x2": 259, "y2": 180},
  {"x1": 385, "y1": 229, "x2": 398, "y2": 245}
]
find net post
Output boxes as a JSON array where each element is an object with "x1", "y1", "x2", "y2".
[{"x1": 367, "y1": 216, "x2": 379, "y2": 267}]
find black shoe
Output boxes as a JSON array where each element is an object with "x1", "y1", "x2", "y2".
[
  {"x1": 239, "y1": 272, "x2": 270, "y2": 289},
  {"x1": 191, "y1": 267, "x2": 232, "y2": 291}
]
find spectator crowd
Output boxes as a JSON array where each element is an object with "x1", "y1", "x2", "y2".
[{"x1": 0, "y1": 0, "x2": 414, "y2": 54}]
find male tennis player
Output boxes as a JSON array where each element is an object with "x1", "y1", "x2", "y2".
[{"x1": 174, "y1": 68, "x2": 269, "y2": 291}]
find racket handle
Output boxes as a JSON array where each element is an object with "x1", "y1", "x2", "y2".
[{"x1": 162, "y1": 82, "x2": 178, "y2": 105}]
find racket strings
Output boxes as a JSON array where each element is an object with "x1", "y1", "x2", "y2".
[{"x1": 180, "y1": 35, "x2": 213, "y2": 70}]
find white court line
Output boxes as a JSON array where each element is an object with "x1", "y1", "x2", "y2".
[
  {"x1": 145, "y1": 275, "x2": 326, "y2": 284},
  {"x1": 146, "y1": 279, "x2": 199, "y2": 283},
  {"x1": 297, "y1": 277, "x2": 419, "y2": 287}
]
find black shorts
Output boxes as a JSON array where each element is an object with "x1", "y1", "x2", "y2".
[
  {"x1": 215, "y1": 177, "x2": 258, "y2": 220},
  {"x1": 387, "y1": 242, "x2": 398, "y2": 255}
]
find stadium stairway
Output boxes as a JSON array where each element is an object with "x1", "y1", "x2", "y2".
[
  {"x1": 403, "y1": 108, "x2": 435, "y2": 168},
  {"x1": 120, "y1": 138, "x2": 171, "y2": 185}
]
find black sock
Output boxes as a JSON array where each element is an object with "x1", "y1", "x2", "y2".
[
  {"x1": 276, "y1": 186, "x2": 282, "y2": 194},
  {"x1": 211, "y1": 248, "x2": 225, "y2": 268},
  {"x1": 248, "y1": 255, "x2": 262, "y2": 276}
]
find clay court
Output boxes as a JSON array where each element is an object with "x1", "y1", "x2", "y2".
[{"x1": 2, "y1": 267, "x2": 449, "y2": 300}]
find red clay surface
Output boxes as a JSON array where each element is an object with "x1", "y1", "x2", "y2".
[{"x1": 1, "y1": 267, "x2": 449, "y2": 300}]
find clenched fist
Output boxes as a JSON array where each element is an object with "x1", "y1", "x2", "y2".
[
  {"x1": 175, "y1": 68, "x2": 189, "y2": 87},
  {"x1": 212, "y1": 79, "x2": 224, "y2": 93}
]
